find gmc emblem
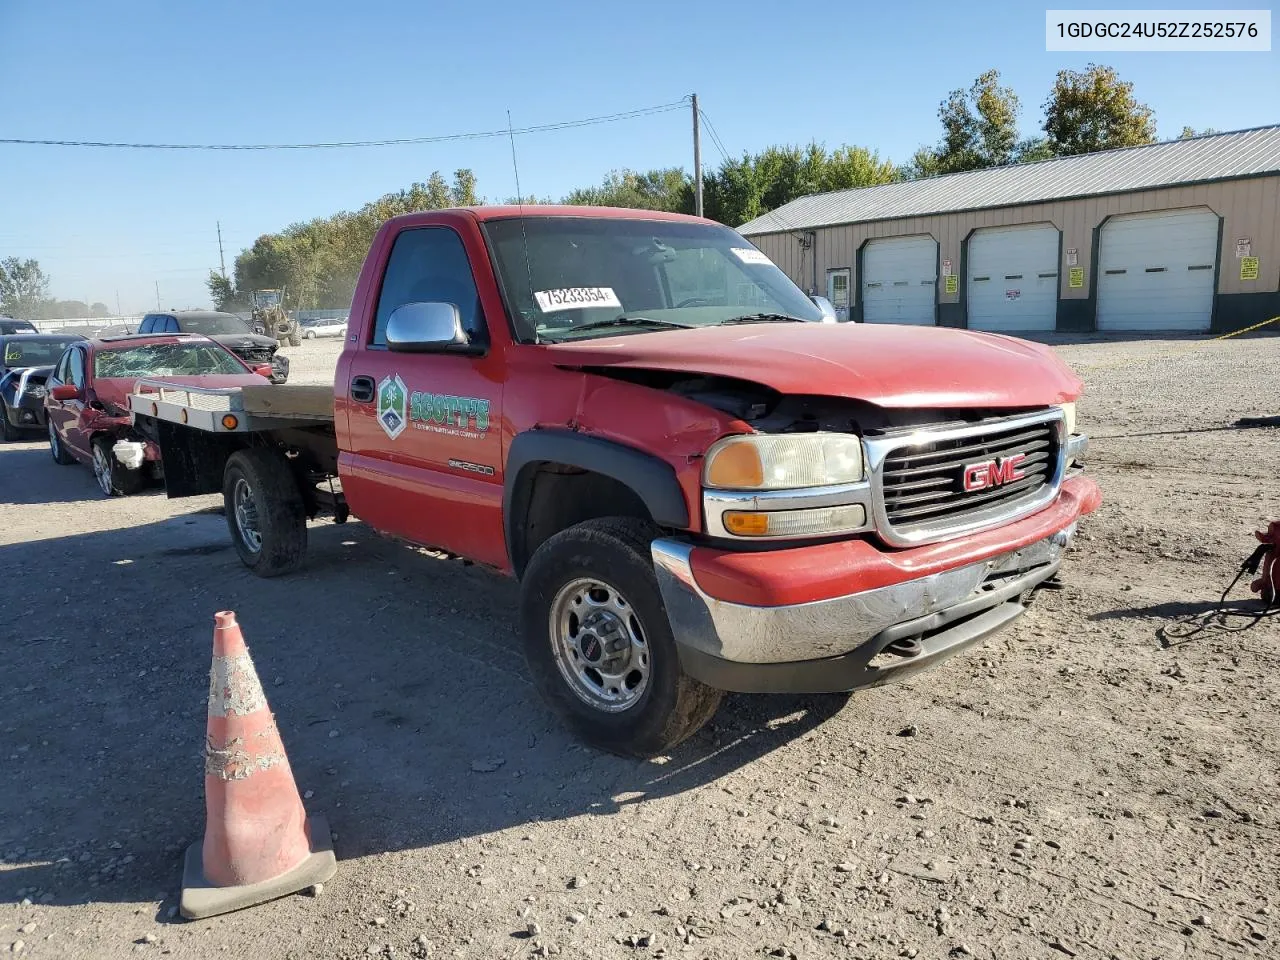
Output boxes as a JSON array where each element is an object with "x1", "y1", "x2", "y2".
[{"x1": 962, "y1": 454, "x2": 1027, "y2": 492}]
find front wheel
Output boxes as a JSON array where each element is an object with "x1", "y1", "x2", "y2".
[
  {"x1": 222, "y1": 448, "x2": 307, "y2": 576},
  {"x1": 305, "y1": 330, "x2": 316, "y2": 340},
  {"x1": 92, "y1": 438, "x2": 145, "y2": 497},
  {"x1": 0, "y1": 401, "x2": 19, "y2": 442},
  {"x1": 520, "y1": 517, "x2": 722, "y2": 757}
]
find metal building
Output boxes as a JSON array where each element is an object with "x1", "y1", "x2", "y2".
[{"x1": 738, "y1": 125, "x2": 1280, "y2": 334}]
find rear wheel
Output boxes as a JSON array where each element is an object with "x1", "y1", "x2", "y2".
[
  {"x1": 92, "y1": 438, "x2": 145, "y2": 497},
  {"x1": 520, "y1": 517, "x2": 722, "y2": 757},
  {"x1": 49, "y1": 419, "x2": 75, "y2": 465},
  {"x1": 222, "y1": 448, "x2": 307, "y2": 577}
]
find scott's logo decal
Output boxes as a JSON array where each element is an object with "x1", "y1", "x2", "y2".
[{"x1": 376, "y1": 374, "x2": 408, "y2": 440}]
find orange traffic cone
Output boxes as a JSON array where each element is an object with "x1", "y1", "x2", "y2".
[{"x1": 180, "y1": 611, "x2": 336, "y2": 919}]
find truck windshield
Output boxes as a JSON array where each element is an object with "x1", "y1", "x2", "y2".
[
  {"x1": 94, "y1": 343, "x2": 246, "y2": 379},
  {"x1": 483, "y1": 217, "x2": 823, "y2": 343}
]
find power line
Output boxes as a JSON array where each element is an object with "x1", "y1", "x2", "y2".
[
  {"x1": 697, "y1": 109, "x2": 732, "y2": 163},
  {"x1": 1, "y1": 99, "x2": 690, "y2": 151}
]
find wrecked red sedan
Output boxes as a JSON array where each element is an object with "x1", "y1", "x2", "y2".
[{"x1": 45, "y1": 333, "x2": 274, "y2": 496}]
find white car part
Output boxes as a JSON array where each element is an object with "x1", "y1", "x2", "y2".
[{"x1": 112, "y1": 439, "x2": 147, "y2": 471}]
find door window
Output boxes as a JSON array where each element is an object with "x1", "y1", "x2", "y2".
[
  {"x1": 372, "y1": 228, "x2": 485, "y2": 346},
  {"x1": 138, "y1": 316, "x2": 155, "y2": 334},
  {"x1": 69, "y1": 348, "x2": 86, "y2": 387}
]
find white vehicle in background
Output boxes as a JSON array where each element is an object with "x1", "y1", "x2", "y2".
[{"x1": 300, "y1": 316, "x2": 348, "y2": 339}]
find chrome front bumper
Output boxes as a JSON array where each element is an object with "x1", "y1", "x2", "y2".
[{"x1": 651, "y1": 524, "x2": 1075, "y2": 694}]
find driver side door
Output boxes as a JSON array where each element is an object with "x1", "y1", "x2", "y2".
[{"x1": 46, "y1": 345, "x2": 90, "y2": 461}]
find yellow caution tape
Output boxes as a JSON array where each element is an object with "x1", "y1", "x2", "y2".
[{"x1": 1210, "y1": 315, "x2": 1280, "y2": 341}]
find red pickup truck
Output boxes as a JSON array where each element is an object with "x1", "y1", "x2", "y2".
[{"x1": 130, "y1": 205, "x2": 1099, "y2": 756}]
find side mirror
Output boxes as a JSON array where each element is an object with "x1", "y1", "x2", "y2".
[
  {"x1": 50, "y1": 384, "x2": 82, "y2": 402},
  {"x1": 810, "y1": 295, "x2": 840, "y2": 324},
  {"x1": 386, "y1": 302, "x2": 473, "y2": 353},
  {"x1": 253, "y1": 364, "x2": 274, "y2": 379}
]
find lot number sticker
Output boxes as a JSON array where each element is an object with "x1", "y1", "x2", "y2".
[
  {"x1": 534, "y1": 287, "x2": 622, "y2": 312},
  {"x1": 730, "y1": 247, "x2": 774, "y2": 266}
]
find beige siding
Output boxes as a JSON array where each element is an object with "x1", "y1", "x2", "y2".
[{"x1": 747, "y1": 175, "x2": 1280, "y2": 307}]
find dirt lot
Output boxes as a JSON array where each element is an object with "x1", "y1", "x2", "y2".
[{"x1": 2, "y1": 334, "x2": 1278, "y2": 960}]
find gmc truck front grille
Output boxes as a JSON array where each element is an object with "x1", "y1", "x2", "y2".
[{"x1": 871, "y1": 412, "x2": 1064, "y2": 546}]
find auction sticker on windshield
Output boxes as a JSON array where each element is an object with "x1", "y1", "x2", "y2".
[
  {"x1": 730, "y1": 248, "x2": 774, "y2": 266},
  {"x1": 534, "y1": 287, "x2": 622, "y2": 312}
]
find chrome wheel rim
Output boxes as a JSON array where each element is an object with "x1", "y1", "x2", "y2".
[
  {"x1": 92, "y1": 444, "x2": 113, "y2": 495},
  {"x1": 232, "y1": 477, "x2": 262, "y2": 552},
  {"x1": 548, "y1": 578, "x2": 651, "y2": 713}
]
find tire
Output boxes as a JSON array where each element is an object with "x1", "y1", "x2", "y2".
[
  {"x1": 0, "y1": 401, "x2": 18, "y2": 442},
  {"x1": 222, "y1": 448, "x2": 307, "y2": 577},
  {"x1": 305, "y1": 330, "x2": 317, "y2": 340},
  {"x1": 288, "y1": 332, "x2": 302, "y2": 347},
  {"x1": 92, "y1": 437, "x2": 145, "y2": 497},
  {"x1": 520, "y1": 517, "x2": 723, "y2": 757},
  {"x1": 49, "y1": 418, "x2": 75, "y2": 465}
]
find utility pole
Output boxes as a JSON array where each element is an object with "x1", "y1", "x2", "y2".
[
  {"x1": 116, "y1": 289, "x2": 122, "y2": 316},
  {"x1": 155, "y1": 281, "x2": 161, "y2": 311},
  {"x1": 691, "y1": 93, "x2": 703, "y2": 218},
  {"x1": 217, "y1": 221, "x2": 227, "y2": 278}
]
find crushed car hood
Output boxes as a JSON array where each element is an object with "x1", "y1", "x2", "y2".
[
  {"x1": 546, "y1": 323, "x2": 1082, "y2": 408},
  {"x1": 211, "y1": 334, "x2": 277, "y2": 354}
]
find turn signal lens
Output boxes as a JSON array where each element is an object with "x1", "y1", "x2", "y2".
[
  {"x1": 704, "y1": 440, "x2": 764, "y2": 489},
  {"x1": 723, "y1": 504, "x2": 868, "y2": 538},
  {"x1": 704, "y1": 433, "x2": 865, "y2": 490},
  {"x1": 221, "y1": 414, "x2": 239, "y2": 430}
]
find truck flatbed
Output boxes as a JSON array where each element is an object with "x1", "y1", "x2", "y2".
[{"x1": 128, "y1": 379, "x2": 334, "y2": 433}]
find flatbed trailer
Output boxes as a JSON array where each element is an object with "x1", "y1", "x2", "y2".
[{"x1": 128, "y1": 379, "x2": 348, "y2": 575}]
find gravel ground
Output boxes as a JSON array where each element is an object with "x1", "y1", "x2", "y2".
[{"x1": 1, "y1": 334, "x2": 1278, "y2": 960}]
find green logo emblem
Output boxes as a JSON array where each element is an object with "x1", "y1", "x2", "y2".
[{"x1": 377, "y1": 374, "x2": 408, "y2": 440}]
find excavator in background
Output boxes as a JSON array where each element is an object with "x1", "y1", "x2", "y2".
[{"x1": 250, "y1": 289, "x2": 301, "y2": 347}]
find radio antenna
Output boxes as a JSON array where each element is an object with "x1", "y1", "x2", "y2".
[{"x1": 507, "y1": 109, "x2": 538, "y2": 341}]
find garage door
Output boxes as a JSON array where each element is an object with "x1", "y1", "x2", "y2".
[
  {"x1": 1096, "y1": 207, "x2": 1218, "y2": 331},
  {"x1": 862, "y1": 235, "x2": 936, "y2": 324},
  {"x1": 966, "y1": 223, "x2": 1059, "y2": 331}
]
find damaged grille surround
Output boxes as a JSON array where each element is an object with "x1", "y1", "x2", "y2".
[{"x1": 702, "y1": 408, "x2": 1070, "y2": 548}]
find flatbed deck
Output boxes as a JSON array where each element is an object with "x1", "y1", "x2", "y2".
[{"x1": 128, "y1": 380, "x2": 334, "y2": 433}]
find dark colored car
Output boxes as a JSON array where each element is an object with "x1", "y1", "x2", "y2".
[
  {"x1": 136, "y1": 311, "x2": 289, "y2": 383},
  {"x1": 0, "y1": 333, "x2": 87, "y2": 440},
  {"x1": 0, "y1": 317, "x2": 40, "y2": 335},
  {"x1": 45, "y1": 333, "x2": 275, "y2": 496}
]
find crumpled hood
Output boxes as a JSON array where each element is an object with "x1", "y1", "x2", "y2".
[
  {"x1": 546, "y1": 323, "x2": 1082, "y2": 408},
  {"x1": 210, "y1": 333, "x2": 277, "y2": 354}
]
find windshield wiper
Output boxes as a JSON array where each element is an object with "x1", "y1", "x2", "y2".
[
  {"x1": 720, "y1": 313, "x2": 807, "y2": 325},
  {"x1": 564, "y1": 316, "x2": 697, "y2": 336}
]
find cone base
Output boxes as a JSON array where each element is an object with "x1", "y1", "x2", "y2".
[{"x1": 179, "y1": 814, "x2": 337, "y2": 920}]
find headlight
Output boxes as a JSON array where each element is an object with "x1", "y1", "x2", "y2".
[
  {"x1": 1055, "y1": 402, "x2": 1076, "y2": 437},
  {"x1": 703, "y1": 433, "x2": 865, "y2": 490}
]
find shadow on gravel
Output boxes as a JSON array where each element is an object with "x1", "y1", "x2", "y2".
[
  {"x1": 0, "y1": 510, "x2": 848, "y2": 912},
  {"x1": 0, "y1": 444, "x2": 173, "y2": 505}
]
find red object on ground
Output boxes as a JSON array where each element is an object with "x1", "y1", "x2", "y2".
[
  {"x1": 1252, "y1": 521, "x2": 1280, "y2": 605},
  {"x1": 180, "y1": 611, "x2": 335, "y2": 919}
]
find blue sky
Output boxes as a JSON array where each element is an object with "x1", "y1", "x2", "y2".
[{"x1": 1, "y1": 0, "x2": 1275, "y2": 313}]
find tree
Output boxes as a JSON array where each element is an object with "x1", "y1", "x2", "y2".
[
  {"x1": 564, "y1": 168, "x2": 692, "y2": 212},
  {"x1": 1179, "y1": 125, "x2": 1218, "y2": 139},
  {"x1": 1013, "y1": 137, "x2": 1057, "y2": 163},
  {"x1": 90, "y1": 301, "x2": 110, "y2": 316},
  {"x1": 0, "y1": 257, "x2": 51, "y2": 317},
  {"x1": 914, "y1": 70, "x2": 1022, "y2": 175},
  {"x1": 1043, "y1": 64, "x2": 1155, "y2": 156},
  {"x1": 206, "y1": 272, "x2": 246, "y2": 312}
]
